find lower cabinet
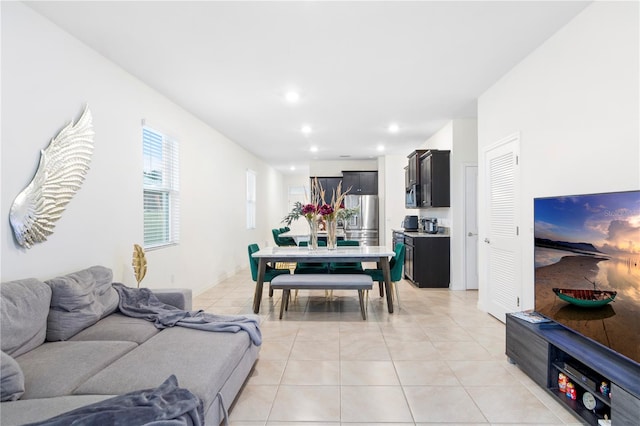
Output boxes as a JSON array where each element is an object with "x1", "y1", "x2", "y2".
[
  {"x1": 506, "y1": 314, "x2": 640, "y2": 426},
  {"x1": 403, "y1": 235, "x2": 450, "y2": 288}
]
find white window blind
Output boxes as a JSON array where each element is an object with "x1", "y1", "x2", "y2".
[
  {"x1": 143, "y1": 127, "x2": 180, "y2": 248},
  {"x1": 246, "y1": 169, "x2": 256, "y2": 229}
]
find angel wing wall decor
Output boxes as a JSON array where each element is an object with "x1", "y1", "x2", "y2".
[{"x1": 9, "y1": 106, "x2": 95, "y2": 249}]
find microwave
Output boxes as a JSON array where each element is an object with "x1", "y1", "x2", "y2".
[{"x1": 405, "y1": 184, "x2": 419, "y2": 208}]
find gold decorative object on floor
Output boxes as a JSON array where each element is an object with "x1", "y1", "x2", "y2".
[
  {"x1": 9, "y1": 106, "x2": 95, "y2": 248},
  {"x1": 132, "y1": 243, "x2": 147, "y2": 288}
]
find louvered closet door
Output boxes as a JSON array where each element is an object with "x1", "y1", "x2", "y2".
[{"x1": 485, "y1": 134, "x2": 520, "y2": 322}]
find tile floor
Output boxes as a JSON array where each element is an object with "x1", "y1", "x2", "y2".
[{"x1": 193, "y1": 268, "x2": 585, "y2": 426}]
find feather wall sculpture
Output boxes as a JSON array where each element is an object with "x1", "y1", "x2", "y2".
[
  {"x1": 9, "y1": 106, "x2": 94, "y2": 248},
  {"x1": 132, "y1": 243, "x2": 148, "y2": 288}
]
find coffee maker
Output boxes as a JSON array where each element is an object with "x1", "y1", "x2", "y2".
[{"x1": 421, "y1": 218, "x2": 438, "y2": 234}]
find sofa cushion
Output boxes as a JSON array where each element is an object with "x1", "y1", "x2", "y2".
[
  {"x1": 74, "y1": 326, "x2": 252, "y2": 412},
  {"x1": 1, "y1": 351, "x2": 25, "y2": 401},
  {"x1": 45, "y1": 265, "x2": 119, "y2": 341},
  {"x1": 15, "y1": 341, "x2": 137, "y2": 399},
  {"x1": 69, "y1": 313, "x2": 161, "y2": 344},
  {"x1": 0, "y1": 394, "x2": 115, "y2": 426},
  {"x1": 0, "y1": 278, "x2": 52, "y2": 357}
]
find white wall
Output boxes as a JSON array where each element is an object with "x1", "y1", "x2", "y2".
[
  {"x1": 309, "y1": 159, "x2": 377, "y2": 176},
  {"x1": 281, "y1": 173, "x2": 311, "y2": 235},
  {"x1": 418, "y1": 119, "x2": 478, "y2": 290},
  {"x1": 419, "y1": 122, "x2": 454, "y2": 227},
  {"x1": 1, "y1": 3, "x2": 284, "y2": 294},
  {"x1": 450, "y1": 119, "x2": 478, "y2": 290},
  {"x1": 477, "y1": 1, "x2": 639, "y2": 312},
  {"x1": 380, "y1": 154, "x2": 408, "y2": 247}
]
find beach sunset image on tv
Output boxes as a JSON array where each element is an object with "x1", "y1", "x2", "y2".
[{"x1": 534, "y1": 190, "x2": 640, "y2": 365}]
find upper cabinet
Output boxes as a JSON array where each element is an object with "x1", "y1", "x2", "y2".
[
  {"x1": 342, "y1": 171, "x2": 378, "y2": 195},
  {"x1": 406, "y1": 150, "x2": 427, "y2": 189},
  {"x1": 419, "y1": 150, "x2": 450, "y2": 207},
  {"x1": 312, "y1": 177, "x2": 343, "y2": 201}
]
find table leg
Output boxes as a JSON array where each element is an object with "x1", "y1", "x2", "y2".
[
  {"x1": 381, "y1": 257, "x2": 394, "y2": 313},
  {"x1": 253, "y1": 258, "x2": 267, "y2": 313}
]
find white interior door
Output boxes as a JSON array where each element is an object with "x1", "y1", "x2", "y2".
[
  {"x1": 464, "y1": 165, "x2": 478, "y2": 290},
  {"x1": 484, "y1": 134, "x2": 521, "y2": 321}
]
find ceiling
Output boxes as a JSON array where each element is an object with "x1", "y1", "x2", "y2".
[{"x1": 26, "y1": 1, "x2": 589, "y2": 174}]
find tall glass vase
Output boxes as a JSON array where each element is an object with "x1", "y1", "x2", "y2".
[
  {"x1": 307, "y1": 218, "x2": 319, "y2": 250},
  {"x1": 326, "y1": 219, "x2": 338, "y2": 250}
]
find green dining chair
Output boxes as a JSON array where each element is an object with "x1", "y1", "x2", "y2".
[
  {"x1": 248, "y1": 243, "x2": 291, "y2": 297},
  {"x1": 272, "y1": 228, "x2": 296, "y2": 246},
  {"x1": 294, "y1": 241, "x2": 329, "y2": 274},
  {"x1": 329, "y1": 240, "x2": 363, "y2": 274},
  {"x1": 363, "y1": 243, "x2": 405, "y2": 308}
]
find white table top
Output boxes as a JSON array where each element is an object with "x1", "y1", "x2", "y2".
[
  {"x1": 252, "y1": 245, "x2": 395, "y2": 262},
  {"x1": 279, "y1": 230, "x2": 347, "y2": 244}
]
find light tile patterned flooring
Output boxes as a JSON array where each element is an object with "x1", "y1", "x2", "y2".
[{"x1": 193, "y1": 268, "x2": 585, "y2": 426}]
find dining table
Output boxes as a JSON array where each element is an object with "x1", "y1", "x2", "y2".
[
  {"x1": 279, "y1": 230, "x2": 347, "y2": 245},
  {"x1": 251, "y1": 245, "x2": 397, "y2": 314}
]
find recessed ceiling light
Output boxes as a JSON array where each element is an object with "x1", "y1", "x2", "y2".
[
  {"x1": 377, "y1": 145, "x2": 385, "y2": 152},
  {"x1": 310, "y1": 145, "x2": 318, "y2": 153},
  {"x1": 301, "y1": 125, "x2": 312, "y2": 135},
  {"x1": 388, "y1": 123, "x2": 399, "y2": 133},
  {"x1": 290, "y1": 165, "x2": 296, "y2": 171},
  {"x1": 285, "y1": 91, "x2": 300, "y2": 103}
]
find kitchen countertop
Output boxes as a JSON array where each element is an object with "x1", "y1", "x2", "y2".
[{"x1": 393, "y1": 229, "x2": 450, "y2": 238}]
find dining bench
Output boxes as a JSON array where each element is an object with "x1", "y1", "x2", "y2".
[{"x1": 270, "y1": 274, "x2": 373, "y2": 320}]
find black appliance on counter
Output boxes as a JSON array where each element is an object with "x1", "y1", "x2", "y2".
[
  {"x1": 421, "y1": 218, "x2": 438, "y2": 234},
  {"x1": 402, "y1": 215, "x2": 419, "y2": 231}
]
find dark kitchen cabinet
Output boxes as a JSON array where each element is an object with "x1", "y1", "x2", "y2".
[
  {"x1": 342, "y1": 171, "x2": 378, "y2": 195},
  {"x1": 419, "y1": 150, "x2": 450, "y2": 207},
  {"x1": 406, "y1": 150, "x2": 427, "y2": 188},
  {"x1": 392, "y1": 231, "x2": 405, "y2": 248},
  {"x1": 311, "y1": 177, "x2": 343, "y2": 201},
  {"x1": 403, "y1": 234, "x2": 450, "y2": 288}
]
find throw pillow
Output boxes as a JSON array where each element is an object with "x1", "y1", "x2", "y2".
[
  {"x1": 0, "y1": 278, "x2": 52, "y2": 357},
  {"x1": 1, "y1": 351, "x2": 25, "y2": 401},
  {"x1": 45, "y1": 265, "x2": 119, "y2": 341}
]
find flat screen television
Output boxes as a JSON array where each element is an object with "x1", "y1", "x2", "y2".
[{"x1": 534, "y1": 190, "x2": 640, "y2": 366}]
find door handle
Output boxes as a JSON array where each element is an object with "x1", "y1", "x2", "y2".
[
  {"x1": 468, "y1": 232, "x2": 478, "y2": 237},
  {"x1": 484, "y1": 238, "x2": 490, "y2": 244}
]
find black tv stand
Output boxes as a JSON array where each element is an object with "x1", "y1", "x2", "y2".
[{"x1": 506, "y1": 314, "x2": 640, "y2": 425}]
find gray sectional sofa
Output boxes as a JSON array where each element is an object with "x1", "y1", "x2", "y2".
[{"x1": 0, "y1": 266, "x2": 260, "y2": 425}]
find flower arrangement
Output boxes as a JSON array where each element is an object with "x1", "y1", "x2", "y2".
[
  {"x1": 280, "y1": 178, "x2": 357, "y2": 248},
  {"x1": 281, "y1": 179, "x2": 358, "y2": 226}
]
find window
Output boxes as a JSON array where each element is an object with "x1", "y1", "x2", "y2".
[
  {"x1": 246, "y1": 169, "x2": 256, "y2": 229},
  {"x1": 143, "y1": 126, "x2": 180, "y2": 248}
]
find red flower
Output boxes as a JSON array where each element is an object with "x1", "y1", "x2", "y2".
[
  {"x1": 319, "y1": 204, "x2": 334, "y2": 216},
  {"x1": 301, "y1": 204, "x2": 317, "y2": 215}
]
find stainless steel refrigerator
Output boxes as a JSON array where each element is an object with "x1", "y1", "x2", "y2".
[{"x1": 344, "y1": 195, "x2": 379, "y2": 246}]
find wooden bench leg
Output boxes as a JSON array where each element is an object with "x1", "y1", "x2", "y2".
[
  {"x1": 378, "y1": 281, "x2": 383, "y2": 297},
  {"x1": 358, "y1": 289, "x2": 367, "y2": 320},
  {"x1": 269, "y1": 286, "x2": 274, "y2": 297},
  {"x1": 285, "y1": 289, "x2": 291, "y2": 311},
  {"x1": 279, "y1": 289, "x2": 290, "y2": 320}
]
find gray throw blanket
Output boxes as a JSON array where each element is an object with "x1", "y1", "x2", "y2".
[
  {"x1": 112, "y1": 283, "x2": 262, "y2": 346},
  {"x1": 25, "y1": 375, "x2": 203, "y2": 426}
]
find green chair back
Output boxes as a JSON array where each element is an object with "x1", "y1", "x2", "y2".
[
  {"x1": 389, "y1": 243, "x2": 406, "y2": 282},
  {"x1": 248, "y1": 243, "x2": 260, "y2": 281},
  {"x1": 248, "y1": 243, "x2": 290, "y2": 282},
  {"x1": 295, "y1": 241, "x2": 329, "y2": 273},
  {"x1": 364, "y1": 243, "x2": 406, "y2": 282},
  {"x1": 330, "y1": 240, "x2": 363, "y2": 273}
]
